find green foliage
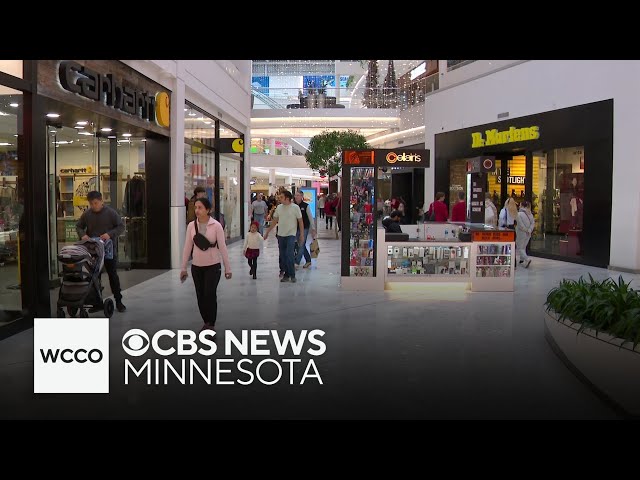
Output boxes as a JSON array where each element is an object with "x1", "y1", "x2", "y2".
[
  {"x1": 305, "y1": 130, "x2": 370, "y2": 177},
  {"x1": 545, "y1": 274, "x2": 640, "y2": 349}
]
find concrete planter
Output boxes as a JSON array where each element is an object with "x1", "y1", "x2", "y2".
[{"x1": 544, "y1": 311, "x2": 640, "y2": 418}]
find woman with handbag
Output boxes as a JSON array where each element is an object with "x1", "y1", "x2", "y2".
[{"x1": 180, "y1": 197, "x2": 232, "y2": 331}]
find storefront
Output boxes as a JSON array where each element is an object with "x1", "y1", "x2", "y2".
[
  {"x1": 0, "y1": 60, "x2": 173, "y2": 339},
  {"x1": 434, "y1": 100, "x2": 613, "y2": 268},
  {"x1": 184, "y1": 102, "x2": 244, "y2": 244}
]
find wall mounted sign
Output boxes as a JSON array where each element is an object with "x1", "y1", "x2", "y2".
[
  {"x1": 497, "y1": 175, "x2": 526, "y2": 184},
  {"x1": 342, "y1": 149, "x2": 430, "y2": 167},
  {"x1": 466, "y1": 156, "x2": 496, "y2": 173},
  {"x1": 58, "y1": 61, "x2": 170, "y2": 127},
  {"x1": 219, "y1": 138, "x2": 244, "y2": 154},
  {"x1": 471, "y1": 126, "x2": 540, "y2": 148}
]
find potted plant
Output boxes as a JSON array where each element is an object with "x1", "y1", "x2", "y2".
[{"x1": 544, "y1": 274, "x2": 640, "y2": 416}]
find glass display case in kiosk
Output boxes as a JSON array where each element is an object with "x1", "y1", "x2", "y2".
[{"x1": 340, "y1": 148, "x2": 430, "y2": 290}]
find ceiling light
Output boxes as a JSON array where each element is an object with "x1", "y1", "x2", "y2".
[
  {"x1": 9, "y1": 103, "x2": 18, "y2": 108},
  {"x1": 101, "y1": 128, "x2": 112, "y2": 132},
  {"x1": 108, "y1": 135, "x2": 116, "y2": 139},
  {"x1": 184, "y1": 108, "x2": 187, "y2": 111},
  {"x1": 204, "y1": 121, "x2": 211, "y2": 125},
  {"x1": 74, "y1": 126, "x2": 84, "y2": 129},
  {"x1": 141, "y1": 139, "x2": 147, "y2": 142},
  {"x1": 122, "y1": 133, "x2": 132, "y2": 137},
  {"x1": 0, "y1": 143, "x2": 12, "y2": 146},
  {"x1": 13, "y1": 135, "x2": 18, "y2": 137},
  {"x1": 46, "y1": 113, "x2": 60, "y2": 118},
  {"x1": 78, "y1": 131, "x2": 93, "y2": 136},
  {"x1": 76, "y1": 121, "x2": 88, "y2": 126},
  {"x1": 188, "y1": 111, "x2": 197, "y2": 117}
]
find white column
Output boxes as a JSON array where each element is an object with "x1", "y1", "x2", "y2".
[
  {"x1": 270, "y1": 138, "x2": 276, "y2": 156},
  {"x1": 170, "y1": 75, "x2": 186, "y2": 269},
  {"x1": 269, "y1": 168, "x2": 276, "y2": 195},
  {"x1": 287, "y1": 175, "x2": 293, "y2": 191},
  {"x1": 438, "y1": 60, "x2": 449, "y2": 88},
  {"x1": 287, "y1": 144, "x2": 293, "y2": 155},
  {"x1": 244, "y1": 127, "x2": 251, "y2": 235}
]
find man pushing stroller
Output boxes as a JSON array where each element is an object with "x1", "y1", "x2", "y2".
[{"x1": 76, "y1": 191, "x2": 127, "y2": 312}]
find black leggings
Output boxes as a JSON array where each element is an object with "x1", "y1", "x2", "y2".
[
  {"x1": 247, "y1": 257, "x2": 258, "y2": 276},
  {"x1": 326, "y1": 215, "x2": 334, "y2": 228},
  {"x1": 191, "y1": 264, "x2": 221, "y2": 326}
]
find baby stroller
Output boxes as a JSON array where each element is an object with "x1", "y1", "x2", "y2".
[{"x1": 56, "y1": 238, "x2": 115, "y2": 318}]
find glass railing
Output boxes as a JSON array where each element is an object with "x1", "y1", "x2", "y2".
[
  {"x1": 251, "y1": 74, "x2": 439, "y2": 110},
  {"x1": 447, "y1": 60, "x2": 477, "y2": 71}
]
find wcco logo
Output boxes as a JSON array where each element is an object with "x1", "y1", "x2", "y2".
[
  {"x1": 34, "y1": 318, "x2": 109, "y2": 394},
  {"x1": 40, "y1": 348, "x2": 104, "y2": 364}
]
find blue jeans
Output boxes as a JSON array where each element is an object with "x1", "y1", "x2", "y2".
[
  {"x1": 276, "y1": 235, "x2": 285, "y2": 274},
  {"x1": 254, "y1": 213, "x2": 265, "y2": 234},
  {"x1": 295, "y1": 228, "x2": 311, "y2": 264},
  {"x1": 278, "y1": 235, "x2": 297, "y2": 279}
]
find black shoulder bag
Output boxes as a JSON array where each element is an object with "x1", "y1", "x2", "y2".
[{"x1": 192, "y1": 220, "x2": 218, "y2": 251}]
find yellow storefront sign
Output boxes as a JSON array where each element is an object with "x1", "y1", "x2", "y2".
[{"x1": 472, "y1": 126, "x2": 540, "y2": 148}]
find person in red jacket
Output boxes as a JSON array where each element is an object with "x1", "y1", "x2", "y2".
[
  {"x1": 451, "y1": 191, "x2": 467, "y2": 222},
  {"x1": 425, "y1": 192, "x2": 449, "y2": 222},
  {"x1": 324, "y1": 194, "x2": 336, "y2": 229}
]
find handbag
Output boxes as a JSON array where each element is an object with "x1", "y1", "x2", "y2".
[
  {"x1": 310, "y1": 239, "x2": 320, "y2": 258},
  {"x1": 426, "y1": 203, "x2": 436, "y2": 222},
  {"x1": 192, "y1": 220, "x2": 218, "y2": 251}
]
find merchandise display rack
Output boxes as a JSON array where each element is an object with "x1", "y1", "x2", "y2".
[{"x1": 348, "y1": 166, "x2": 376, "y2": 277}]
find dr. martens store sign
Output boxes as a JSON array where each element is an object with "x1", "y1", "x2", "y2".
[{"x1": 37, "y1": 60, "x2": 171, "y2": 136}]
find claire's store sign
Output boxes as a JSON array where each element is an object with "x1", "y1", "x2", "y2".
[
  {"x1": 471, "y1": 126, "x2": 540, "y2": 148},
  {"x1": 58, "y1": 60, "x2": 170, "y2": 128}
]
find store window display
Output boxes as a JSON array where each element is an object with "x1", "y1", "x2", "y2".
[
  {"x1": 0, "y1": 88, "x2": 23, "y2": 325},
  {"x1": 530, "y1": 147, "x2": 584, "y2": 258}
]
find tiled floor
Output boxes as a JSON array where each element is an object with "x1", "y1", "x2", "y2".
[{"x1": 0, "y1": 225, "x2": 635, "y2": 419}]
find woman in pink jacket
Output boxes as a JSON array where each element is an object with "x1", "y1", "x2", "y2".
[{"x1": 180, "y1": 197, "x2": 232, "y2": 330}]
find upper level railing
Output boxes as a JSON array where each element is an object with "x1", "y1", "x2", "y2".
[
  {"x1": 251, "y1": 74, "x2": 438, "y2": 110},
  {"x1": 447, "y1": 60, "x2": 477, "y2": 71}
]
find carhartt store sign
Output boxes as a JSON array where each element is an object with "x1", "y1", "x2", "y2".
[
  {"x1": 37, "y1": 60, "x2": 172, "y2": 136},
  {"x1": 471, "y1": 126, "x2": 540, "y2": 148},
  {"x1": 59, "y1": 61, "x2": 170, "y2": 127}
]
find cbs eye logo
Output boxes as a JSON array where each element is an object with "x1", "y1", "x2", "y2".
[{"x1": 122, "y1": 329, "x2": 150, "y2": 356}]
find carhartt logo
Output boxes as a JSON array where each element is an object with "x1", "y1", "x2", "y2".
[{"x1": 34, "y1": 318, "x2": 109, "y2": 393}]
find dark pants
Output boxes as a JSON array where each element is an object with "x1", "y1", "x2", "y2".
[
  {"x1": 247, "y1": 257, "x2": 258, "y2": 277},
  {"x1": 326, "y1": 215, "x2": 334, "y2": 229},
  {"x1": 191, "y1": 264, "x2": 222, "y2": 326},
  {"x1": 319, "y1": 207, "x2": 325, "y2": 218},
  {"x1": 295, "y1": 228, "x2": 311, "y2": 264},
  {"x1": 278, "y1": 235, "x2": 297, "y2": 279},
  {"x1": 277, "y1": 235, "x2": 285, "y2": 274},
  {"x1": 103, "y1": 258, "x2": 122, "y2": 302}
]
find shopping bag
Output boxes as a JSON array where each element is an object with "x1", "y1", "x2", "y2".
[{"x1": 310, "y1": 239, "x2": 320, "y2": 258}]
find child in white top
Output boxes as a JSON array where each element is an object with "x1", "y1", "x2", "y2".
[{"x1": 243, "y1": 221, "x2": 264, "y2": 280}]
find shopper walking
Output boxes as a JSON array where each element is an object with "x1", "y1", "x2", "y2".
[
  {"x1": 485, "y1": 192, "x2": 498, "y2": 227},
  {"x1": 250, "y1": 193, "x2": 269, "y2": 235},
  {"x1": 425, "y1": 192, "x2": 448, "y2": 222},
  {"x1": 451, "y1": 191, "x2": 467, "y2": 222},
  {"x1": 264, "y1": 190, "x2": 304, "y2": 283},
  {"x1": 186, "y1": 186, "x2": 207, "y2": 223},
  {"x1": 324, "y1": 194, "x2": 336, "y2": 230},
  {"x1": 499, "y1": 197, "x2": 519, "y2": 229},
  {"x1": 318, "y1": 193, "x2": 326, "y2": 219},
  {"x1": 76, "y1": 191, "x2": 127, "y2": 312},
  {"x1": 180, "y1": 197, "x2": 232, "y2": 330},
  {"x1": 243, "y1": 221, "x2": 264, "y2": 280},
  {"x1": 294, "y1": 190, "x2": 316, "y2": 269},
  {"x1": 515, "y1": 200, "x2": 535, "y2": 268}
]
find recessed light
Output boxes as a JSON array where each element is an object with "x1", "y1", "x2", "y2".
[
  {"x1": 46, "y1": 113, "x2": 60, "y2": 118},
  {"x1": 9, "y1": 103, "x2": 18, "y2": 108},
  {"x1": 122, "y1": 133, "x2": 132, "y2": 137},
  {"x1": 141, "y1": 139, "x2": 147, "y2": 142},
  {"x1": 101, "y1": 128, "x2": 112, "y2": 132},
  {"x1": 13, "y1": 135, "x2": 18, "y2": 137},
  {"x1": 78, "y1": 131, "x2": 93, "y2": 136},
  {"x1": 184, "y1": 108, "x2": 188, "y2": 111},
  {"x1": 76, "y1": 121, "x2": 88, "y2": 126},
  {"x1": 188, "y1": 111, "x2": 197, "y2": 117},
  {"x1": 74, "y1": 126, "x2": 84, "y2": 129},
  {"x1": 108, "y1": 135, "x2": 116, "y2": 139},
  {"x1": 204, "y1": 121, "x2": 211, "y2": 125},
  {"x1": 0, "y1": 142, "x2": 13, "y2": 146}
]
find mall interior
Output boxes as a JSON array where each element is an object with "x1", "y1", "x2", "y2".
[{"x1": 0, "y1": 59, "x2": 638, "y2": 419}]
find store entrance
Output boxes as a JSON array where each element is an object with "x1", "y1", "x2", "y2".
[{"x1": 46, "y1": 121, "x2": 150, "y2": 285}]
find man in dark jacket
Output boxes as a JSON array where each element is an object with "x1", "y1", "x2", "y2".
[
  {"x1": 382, "y1": 210, "x2": 403, "y2": 233},
  {"x1": 76, "y1": 191, "x2": 126, "y2": 312}
]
